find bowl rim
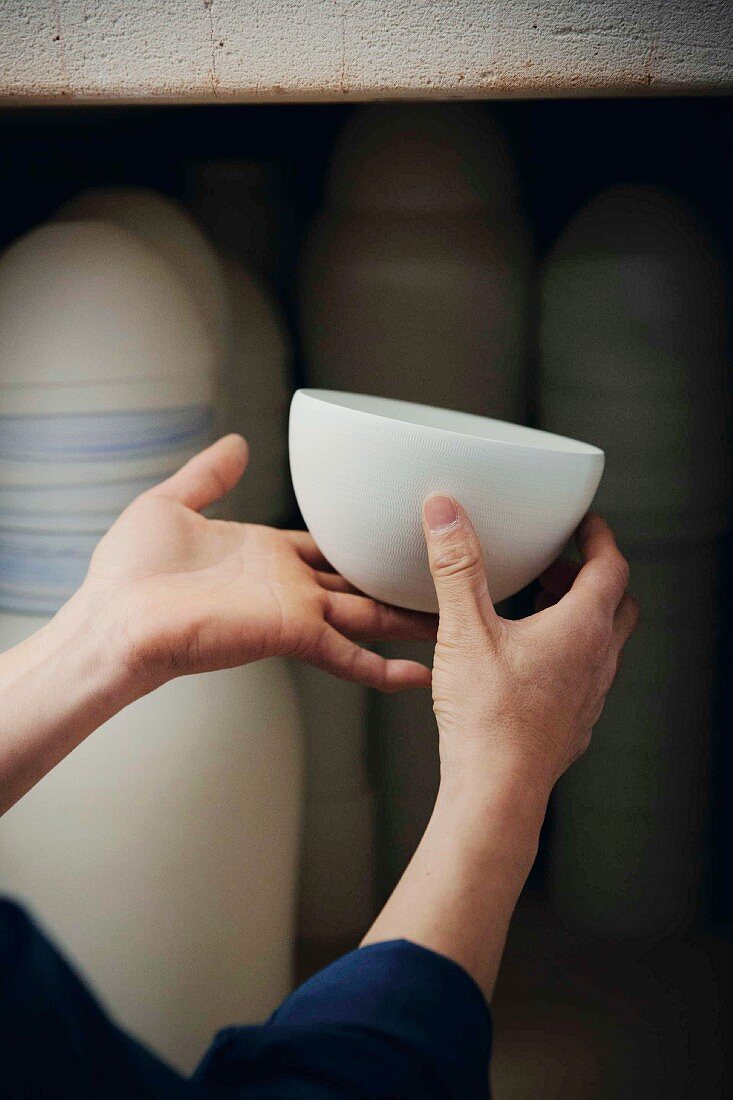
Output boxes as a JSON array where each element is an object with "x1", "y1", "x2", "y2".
[{"x1": 294, "y1": 388, "x2": 604, "y2": 458}]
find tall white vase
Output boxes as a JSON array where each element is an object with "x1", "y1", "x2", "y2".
[
  {"x1": 0, "y1": 221, "x2": 215, "y2": 415},
  {"x1": 540, "y1": 187, "x2": 731, "y2": 936},
  {"x1": 0, "y1": 612, "x2": 303, "y2": 1073},
  {"x1": 54, "y1": 186, "x2": 229, "y2": 367},
  {"x1": 300, "y1": 104, "x2": 531, "y2": 893},
  {"x1": 54, "y1": 191, "x2": 292, "y2": 526},
  {"x1": 0, "y1": 218, "x2": 305, "y2": 1069}
]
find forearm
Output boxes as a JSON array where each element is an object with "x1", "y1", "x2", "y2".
[
  {"x1": 0, "y1": 590, "x2": 148, "y2": 815},
  {"x1": 362, "y1": 763, "x2": 548, "y2": 1001}
]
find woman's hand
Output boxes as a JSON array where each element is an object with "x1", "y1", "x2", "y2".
[
  {"x1": 1, "y1": 436, "x2": 435, "y2": 814},
  {"x1": 363, "y1": 497, "x2": 637, "y2": 999},
  {"x1": 80, "y1": 435, "x2": 435, "y2": 693},
  {"x1": 422, "y1": 495, "x2": 638, "y2": 801}
]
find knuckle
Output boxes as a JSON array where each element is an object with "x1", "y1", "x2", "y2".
[
  {"x1": 288, "y1": 623, "x2": 316, "y2": 661},
  {"x1": 435, "y1": 623, "x2": 498, "y2": 674},
  {"x1": 431, "y1": 544, "x2": 483, "y2": 581},
  {"x1": 592, "y1": 552, "x2": 627, "y2": 598}
]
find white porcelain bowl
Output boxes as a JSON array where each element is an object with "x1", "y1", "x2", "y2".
[{"x1": 290, "y1": 389, "x2": 604, "y2": 613}]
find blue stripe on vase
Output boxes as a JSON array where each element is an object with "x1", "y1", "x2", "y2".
[
  {"x1": 0, "y1": 530, "x2": 98, "y2": 615},
  {"x1": 0, "y1": 404, "x2": 214, "y2": 613},
  {"x1": 0, "y1": 405, "x2": 213, "y2": 463}
]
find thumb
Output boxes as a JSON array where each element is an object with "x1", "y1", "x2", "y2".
[
  {"x1": 148, "y1": 434, "x2": 249, "y2": 512},
  {"x1": 422, "y1": 495, "x2": 498, "y2": 634}
]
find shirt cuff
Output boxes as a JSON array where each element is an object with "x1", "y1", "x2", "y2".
[{"x1": 194, "y1": 939, "x2": 491, "y2": 1098}]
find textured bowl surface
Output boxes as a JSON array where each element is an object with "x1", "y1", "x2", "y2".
[{"x1": 290, "y1": 389, "x2": 604, "y2": 612}]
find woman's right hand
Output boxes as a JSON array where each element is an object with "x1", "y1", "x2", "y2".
[
  {"x1": 364, "y1": 502, "x2": 637, "y2": 996},
  {"x1": 421, "y1": 498, "x2": 639, "y2": 803}
]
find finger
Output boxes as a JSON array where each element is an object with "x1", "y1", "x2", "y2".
[
  {"x1": 613, "y1": 593, "x2": 640, "y2": 649},
  {"x1": 313, "y1": 627, "x2": 431, "y2": 692},
  {"x1": 562, "y1": 513, "x2": 630, "y2": 620},
  {"x1": 326, "y1": 592, "x2": 437, "y2": 643},
  {"x1": 422, "y1": 495, "x2": 498, "y2": 635},
  {"x1": 148, "y1": 435, "x2": 248, "y2": 512},
  {"x1": 314, "y1": 571, "x2": 363, "y2": 595},
  {"x1": 539, "y1": 557, "x2": 581, "y2": 599},
  {"x1": 286, "y1": 531, "x2": 333, "y2": 570}
]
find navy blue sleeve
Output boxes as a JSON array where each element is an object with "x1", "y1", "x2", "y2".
[
  {"x1": 193, "y1": 940, "x2": 492, "y2": 1098},
  {"x1": 1, "y1": 901, "x2": 491, "y2": 1099},
  {"x1": 0, "y1": 899, "x2": 196, "y2": 1100}
]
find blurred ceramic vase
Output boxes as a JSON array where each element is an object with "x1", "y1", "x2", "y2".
[
  {"x1": 370, "y1": 641, "x2": 440, "y2": 893},
  {"x1": 300, "y1": 103, "x2": 532, "y2": 421},
  {"x1": 0, "y1": 221, "x2": 304, "y2": 1071},
  {"x1": 0, "y1": 405, "x2": 213, "y2": 615},
  {"x1": 549, "y1": 540, "x2": 722, "y2": 936},
  {"x1": 0, "y1": 221, "x2": 215, "y2": 415},
  {"x1": 55, "y1": 190, "x2": 293, "y2": 524},
  {"x1": 294, "y1": 664, "x2": 375, "y2": 947},
  {"x1": 539, "y1": 186, "x2": 731, "y2": 543},
  {"x1": 540, "y1": 187, "x2": 731, "y2": 937},
  {"x1": 0, "y1": 221, "x2": 216, "y2": 605},
  {"x1": 218, "y1": 257, "x2": 292, "y2": 525},
  {"x1": 0, "y1": 405, "x2": 213, "y2": 603},
  {"x1": 182, "y1": 162, "x2": 297, "y2": 519},
  {"x1": 54, "y1": 186, "x2": 229, "y2": 366}
]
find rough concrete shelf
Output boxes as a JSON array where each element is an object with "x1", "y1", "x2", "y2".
[{"x1": 1, "y1": 0, "x2": 731, "y2": 106}]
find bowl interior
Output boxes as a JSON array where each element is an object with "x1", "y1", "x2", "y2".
[{"x1": 298, "y1": 389, "x2": 602, "y2": 456}]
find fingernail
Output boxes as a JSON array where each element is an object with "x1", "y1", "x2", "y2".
[{"x1": 424, "y1": 495, "x2": 458, "y2": 533}]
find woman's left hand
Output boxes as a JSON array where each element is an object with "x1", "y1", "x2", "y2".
[{"x1": 79, "y1": 435, "x2": 435, "y2": 692}]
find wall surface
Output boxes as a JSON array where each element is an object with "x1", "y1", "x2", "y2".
[{"x1": 1, "y1": 0, "x2": 731, "y2": 105}]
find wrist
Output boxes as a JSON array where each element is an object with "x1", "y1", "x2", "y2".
[
  {"x1": 439, "y1": 745, "x2": 554, "y2": 817},
  {"x1": 53, "y1": 585, "x2": 162, "y2": 704},
  {"x1": 0, "y1": 587, "x2": 153, "y2": 814},
  {"x1": 435, "y1": 759, "x2": 550, "y2": 885}
]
